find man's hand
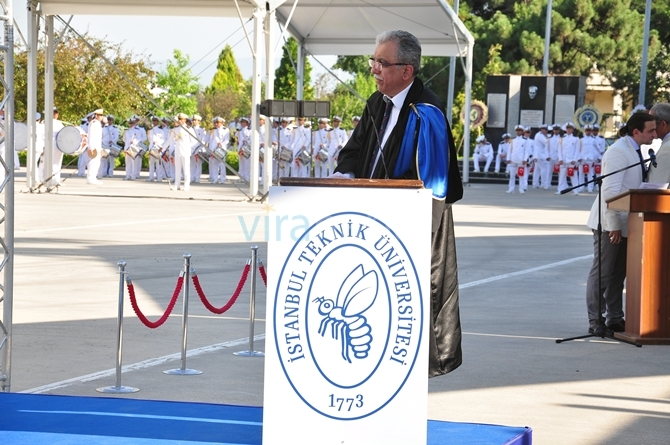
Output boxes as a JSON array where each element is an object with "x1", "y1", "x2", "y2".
[{"x1": 609, "y1": 230, "x2": 622, "y2": 245}]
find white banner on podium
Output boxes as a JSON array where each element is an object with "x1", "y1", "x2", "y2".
[{"x1": 263, "y1": 185, "x2": 432, "y2": 445}]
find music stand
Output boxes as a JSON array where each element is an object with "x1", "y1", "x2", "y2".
[{"x1": 555, "y1": 159, "x2": 649, "y2": 347}]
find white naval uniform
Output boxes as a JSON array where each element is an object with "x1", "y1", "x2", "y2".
[
  {"x1": 313, "y1": 127, "x2": 331, "y2": 178},
  {"x1": 593, "y1": 134, "x2": 607, "y2": 181},
  {"x1": 100, "y1": 124, "x2": 120, "y2": 178},
  {"x1": 164, "y1": 125, "x2": 192, "y2": 190},
  {"x1": 190, "y1": 125, "x2": 206, "y2": 183},
  {"x1": 507, "y1": 135, "x2": 529, "y2": 193},
  {"x1": 86, "y1": 118, "x2": 103, "y2": 183},
  {"x1": 495, "y1": 140, "x2": 510, "y2": 173},
  {"x1": 559, "y1": 133, "x2": 581, "y2": 194},
  {"x1": 291, "y1": 125, "x2": 311, "y2": 178},
  {"x1": 330, "y1": 126, "x2": 348, "y2": 174},
  {"x1": 548, "y1": 133, "x2": 561, "y2": 188},
  {"x1": 473, "y1": 142, "x2": 494, "y2": 172},
  {"x1": 259, "y1": 124, "x2": 267, "y2": 184},
  {"x1": 77, "y1": 122, "x2": 90, "y2": 176},
  {"x1": 123, "y1": 125, "x2": 140, "y2": 180},
  {"x1": 162, "y1": 126, "x2": 175, "y2": 181},
  {"x1": 533, "y1": 132, "x2": 551, "y2": 189},
  {"x1": 208, "y1": 126, "x2": 230, "y2": 183},
  {"x1": 149, "y1": 125, "x2": 166, "y2": 181},
  {"x1": 237, "y1": 126, "x2": 251, "y2": 181},
  {"x1": 51, "y1": 119, "x2": 65, "y2": 184},
  {"x1": 134, "y1": 126, "x2": 147, "y2": 179},
  {"x1": 580, "y1": 135, "x2": 597, "y2": 192}
]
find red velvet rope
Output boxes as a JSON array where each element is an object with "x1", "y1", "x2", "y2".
[
  {"x1": 128, "y1": 276, "x2": 184, "y2": 329},
  {"x1": 258, "y1": 261, "x2": 267, "y2": 287},
  {"x1": 192, "y1": 264, "x2": 250, "y2": 314}
]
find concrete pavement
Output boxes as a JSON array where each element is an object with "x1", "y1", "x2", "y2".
[{"x1": 4, "y1": 171, "x2": 670, "y2": 444}]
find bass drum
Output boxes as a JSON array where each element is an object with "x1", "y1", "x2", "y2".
[{"x1": 56, "y1": 125, "x2": 87, "y2": 155}]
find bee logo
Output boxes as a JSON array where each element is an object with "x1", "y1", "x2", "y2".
[{"x1": 313, "y1": 264, "x2": 378, "y2": 363}]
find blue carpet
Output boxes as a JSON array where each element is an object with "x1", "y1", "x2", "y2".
[{"x1": 0, "y1": 393, "x2": 531, "y2": 444}]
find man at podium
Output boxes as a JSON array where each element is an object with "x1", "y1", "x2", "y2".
[
  {"x1": 334, "y1": 30, "x2": 464, "y2": 377},
  {"x1": 648, "y1": 103, "x2": 670, "y2": 184},
  {"x1": 585, "y1": 111, "x2": 656, "y2": 334}
]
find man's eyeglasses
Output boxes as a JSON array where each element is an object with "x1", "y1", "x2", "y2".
[{"x1": 368, "y1": 57, "x2": 408, "y2": 70}]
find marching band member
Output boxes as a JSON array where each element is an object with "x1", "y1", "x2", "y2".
[
  {"x1": 523, "y1": 127, "x2": 534, "y2": 190},
  {"x1": 51, "y1": 108, "x2": 65, "y2": 185},
  {"x1": 208, "y1": 116, "x2": 230, "y2": 184},
  {"x1": 533, "y1": 124, "x2": 551, "y2": 190},
  {"x1": 580, "y1": 125, "x2": 597, "y2": 192},
  {"x1": 291, "y1": 117, "x2": 311, "y2": 178},
  {"x1": 160, "y1": 118, "x2": 174, "y2": 181},
  {"x1": 548, "y1": 125, "x2": 562, "y2": 189},
  {"x1": 237, "y1": 117, "x2": 251, "y2": 182},
  {"x1": 134, "y1": 116, "x2": 147, "y2": 180},
  {"x1": 148, "y1": 116, "x2": 165, "y2": 182},
  {"x1": 123, "y1": 116, "x2": 139, "y2": 180},
  {"x1": 506, "y1": 125, "x2": 529, "y2": 193},
  {"x1": 277, "y1": 117, "x2": 293, "y2": 180},
  {"x1": 77, "y1": 115, "x2": 91, "y2": 177},
  {"x1": 99, "y1": 115, "x2": 118, "y2": 178},
  {"x1": 86, "y1": 109, "x2": 104, "y2": 185},
  {"x1": 330, "y1": 116, "x2": 348, "y2": 174},
  {"x1": 164, "y1": 113, "x2": 192, "y2": 191},
  {"x1": 558, "y1": 122, "x2": 581, "y2": 195},
  {"x1": 259, "y1": 115, "x2": 267, "y2": 184},
  {"x1": 592, "y1": 124, "x2": 607, "y2": 183},
  {"x1": 348, "y1": 115, "x2": 360, "y2": 139},
  {"x1": 494, "y1": 133, "x2": 511, "y2": 174},
  {"x1": 190, "y1": 114, "x2": 206, "y2": 183},
  {"x1": 313, "y1": 117, "x2": 331, "y2": 178},
  {"x1": 472, "y1": 135, "x2": 493, "y2": 173}
]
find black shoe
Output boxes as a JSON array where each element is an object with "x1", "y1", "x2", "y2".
[{"x1": 606, "y1": 320, "x2": 625, "y2": 333}]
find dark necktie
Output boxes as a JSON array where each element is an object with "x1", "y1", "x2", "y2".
[
  {"x1": 635, "y1": 148, "x2": 648, "y2": 181},
  {"x1": 368, "y1": 96, "x2": 394, "y2": 177}
]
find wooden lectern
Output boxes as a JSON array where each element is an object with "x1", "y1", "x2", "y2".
[{"x1": 607, "y1": 189, "x2": 670, "y2": 345}]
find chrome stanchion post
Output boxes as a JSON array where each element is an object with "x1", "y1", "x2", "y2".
[
  {"x1": 165, "y1": 253, "x2": 202, "y2": 375},
  {"x1": 235, "y1": 245, "x2": 264, "y2": 357},
  {"x1": 97, "y1": 261, "x2": 139, "y2": 393}
]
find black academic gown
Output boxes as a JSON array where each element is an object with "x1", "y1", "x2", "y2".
[{"x1": 336, "y1": 78, "x2": 464, "y2": 377}]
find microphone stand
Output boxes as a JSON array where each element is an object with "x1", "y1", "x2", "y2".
[{"x1": 556, "y1": 157, "x2": 651, "y2": 347}]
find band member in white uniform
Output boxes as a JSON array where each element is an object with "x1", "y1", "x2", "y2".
[
  {"x1": 164, "y1": 113, "x2": 192, "y2": 191},
  {"x1": 592, "y1": 124, "x2": 607, "y2": 182},
  {"x1": 101, "y1": 115, "x2": 119, "y2": 178},
  {"x1": 523, "y1": 127, "x2": 534, "y2": 188},
  {"x1": 579, "y1": 125, "x2": 597, "y2": 192},
  {"x1": 77, "y1": 115, "x2": 91, "y2": 177},
  {"x1": 330, "y1": 116, "x2": 348, "y2": 174},
  {"x1": 473, "y1": 135, "x2": 494, "y2": 172},
  {"x1": 190, "y1": 114, "x2": 206, "y2": 183},
  {"x1": 208, "y1": 116, "x2": 230, "y2": 184},
  {"x1": 51, "y1": 108, "x2": 65, "y2": 185},
  {"x1": 237, "y1": 117, "x2": 251, "y2": 182},
  {"x1": 86, "y1": 109, "x2": 104, "y2": 185},
  {"x1": 134, "y1": 116, "x2": 147, "y2": 179},
  {"x1": 548, "y1": 125, "x2": 561, "y2": 188},
  {"x1": 258, "y1": 115, "x2": 267, "y2": 184},
  {"x1": 123, "y1": 116, "x2": 139, "y2": 180},
  {"x1": 291, "y1": 117, "x2": 311, "y2": 178},
  {"x1": 533, "y1": 124, "x2": 551, "y2": 189},
  {"x1": 160, "y1": 118, "x2": 174, "y2": 181},
  {"x1": 313, "y1": 117, "x2": 331, "y2": 178},
  {"x1": 560, "y1": 122, "x2": 581, "y2": 194},
  {"x1": 147, "y1": 116, "x2": 165, "y2": 181},
  {"x1": 277, "y1": 117, "x2": 294, "y2": 180},
  {"x1": 507, "y1": 125, "x2": 528, "y2": 193},
  {"x1": 494, "y1": 133, "x2": 511, "y2": 173}
]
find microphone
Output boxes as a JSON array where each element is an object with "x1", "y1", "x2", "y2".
[
  {"x1": 366, "y1": 101, "x2": 390, "y2": 180},
  {"x1": 648, "y1": 148, "x2": 657, "y2": 168}
]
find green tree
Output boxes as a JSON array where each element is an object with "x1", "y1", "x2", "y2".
[
  {"x1": 207, "y1": 45, "x2": 244, "y2": 94},
  {"x1": 10, "y1": 34, "x2": 154, "y2": 124},
  {"x1": 274, "y1": 37, "x2": 314, "y2": 100},
  {"x1": 155, "y1": 49, "x2": 199, "y2": 116}
]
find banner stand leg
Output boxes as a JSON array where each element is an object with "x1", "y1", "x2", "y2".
[
  {"x1": 234, "y1": 245, "x2": 264, "y2": 357},
  {"x1": 165, "y1": 254, "x2": 203, "y2": 375},
  {"x1": 97, "y1": 261, "x2": 140, "y2": 393}
]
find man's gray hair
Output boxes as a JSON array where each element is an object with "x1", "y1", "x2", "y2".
[
  {"x1": 376, "y1": 30, "x2": 421, "y2": 76},
  {"x1": 650, "y1": 102, "x2": 670, "y2": 123}
]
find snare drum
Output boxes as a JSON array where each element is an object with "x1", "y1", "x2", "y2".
[
  {"x1": 316, "y1": 147, "x2": 329, "y2": 163},
  {"x1": 106, "y1": 144, "x2": 121, "y2": 157},
  {"x1": 56, "y1": 125, "x2": 87, "y2": 155},
  {"x1": 297, "y1": 149, "x2": 312, "y2": 166},
  {"x1": 259, "y1": 147, "x2": 265, "y2": 162},
  {"x1": 213, "y1": 147, "x2": 228, "y2": 163},
  {"x1": 239, "y1": 144, "x2": 251, "y2": 158},
  {"x1": 101, "y1": 147, "x2": 111, "y2": 158},
  {"x1": 149, "y1": 147, "x2": 162, "y2": 159},
  {"x1": 127, "y1": 142, "x2": 148, "y2": 159},
  {"x1": 279, "y1": 146, "x2": 292, "y2": 163}
]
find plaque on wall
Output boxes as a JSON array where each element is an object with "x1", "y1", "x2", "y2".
[
  {"x1": 519, "y1": 110, "x2": 544, "y2": 128},
  {"x1": 487, "y1": 93, "x2": 507, "y2": 128},
  {"x1": 555, "y1": 95, "x2": 576, "y2": 125}
]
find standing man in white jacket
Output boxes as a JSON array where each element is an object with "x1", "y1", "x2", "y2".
[
  {"x1": 506, "y1": 125, "x2": 529, "y2": 193},
  {"x1": 533, "y1": 124, "x2": 551, "y2": 189},
  {"x1": 559, "y1": 122, "x2": 581, "y2": 195},
  {"x1": 86, "y1": 109, "x2": 104, "y2": 185},
  {"x1": 164, "y1": 113, "x2": 192, "y2": 191},
  {"x1": 585, "y1": 112, "x2": 656, "y2": 334}
]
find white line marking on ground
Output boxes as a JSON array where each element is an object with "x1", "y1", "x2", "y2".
[
  {"x1": 458, "y1": 254, "x2": 592, "y2": 289},
  {"x1": 20, "y1": 334, "x2": 266, "y2": 394},
  {"x1": 18, "y1": 410, "x2": 262, "y2": 426}
]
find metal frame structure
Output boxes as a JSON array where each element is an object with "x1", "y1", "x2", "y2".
[{"x1": 1, "y1": 0, "x2": 16, "y2": 392}]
